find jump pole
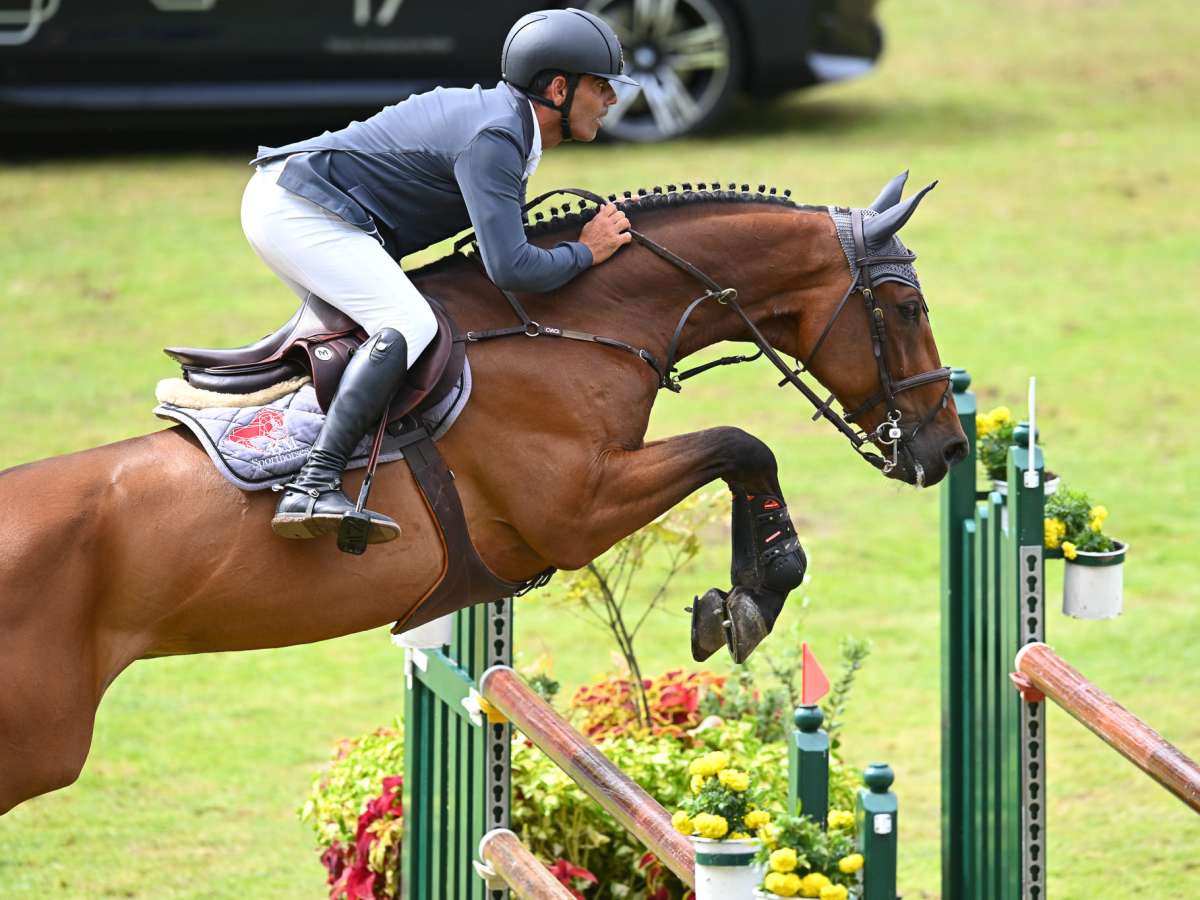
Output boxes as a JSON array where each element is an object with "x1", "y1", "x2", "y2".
[
  {"x1": 479, "y1": 665, "x2": 696, "y2": 885},
  {"x1": 476, "y1": 830, "x2": 575, "y2": 900},
  {"x1": 1013, "y1": 642, "x2": 1200, "y2": 814}
]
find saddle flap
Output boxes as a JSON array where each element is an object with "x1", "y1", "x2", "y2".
[{"x1": 385, "y1": 298, "x2": 463, "y2": 424}]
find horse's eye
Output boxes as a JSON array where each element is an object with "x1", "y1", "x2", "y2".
[{"x1": 899, "y1": 302, "x2": 921, "y2": 321}]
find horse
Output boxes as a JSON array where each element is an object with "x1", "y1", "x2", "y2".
[{"x1": 0, "y1": 174, "x2": 967, "y2": 815}]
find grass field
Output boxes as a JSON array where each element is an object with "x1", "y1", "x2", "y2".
[{"x1": 2, "y1": 1, "x2": 1199, "y2": 897}]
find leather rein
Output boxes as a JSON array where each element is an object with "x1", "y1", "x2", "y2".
[{"x1": 453, "y1": 187, "x2": 951, "y2": 475}]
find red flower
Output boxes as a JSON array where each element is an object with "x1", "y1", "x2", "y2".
[{"x1": 547, "y1": 858, "x2": 598, "y2": 899}]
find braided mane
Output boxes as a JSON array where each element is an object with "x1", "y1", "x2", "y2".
[
  {"x1": 413, "y1": 183, "x2": 825, "y2": 277},
  {"x1": 522, "y1": 182, "x2": 824, "y2": 241}
]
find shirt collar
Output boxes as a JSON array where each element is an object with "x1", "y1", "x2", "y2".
[{"x1": 524, "y1": 99, "x2": 542, "y2": 180}]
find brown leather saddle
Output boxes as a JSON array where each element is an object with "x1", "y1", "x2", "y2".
[
  {"x1": 163, "y1": 292, "x2": 466, "y2": 429},
  {"x1": 162, "y1": 293, "x2": 549, "y2": 627}
]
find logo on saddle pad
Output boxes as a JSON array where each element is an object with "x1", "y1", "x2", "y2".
[{"x1": 227, "y1": 408, "x2": 291, "y2": 451}]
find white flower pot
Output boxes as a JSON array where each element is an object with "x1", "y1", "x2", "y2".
[
  {"x1": 691, "y1": 837, "x2": 762, "y2": 900},
  {"x1": 1063, "y1": 541, "x2": 1127, "y2": 620}
]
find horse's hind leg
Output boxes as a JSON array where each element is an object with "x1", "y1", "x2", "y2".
[
  {"x1": 0, "y1": 641, "x2": 99, "y2": 815},
  {"x1": 0, "y1": 490, "x2": 103, "y2": 814}
]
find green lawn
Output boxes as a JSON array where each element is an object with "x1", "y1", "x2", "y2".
[{"x1": 2, "y1": 1, "x2": 1199, "y2": 897}]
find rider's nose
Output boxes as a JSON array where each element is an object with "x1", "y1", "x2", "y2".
[{"x1": 943, "y1": 437, "x2": 969, "y2": 468}]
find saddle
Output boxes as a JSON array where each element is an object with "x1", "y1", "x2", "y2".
[
  {"x1": 163, "y1": 293, "x2": 545, "y2": 623},
  {"x1": 163, "y1": 293, "x2": 466, "y2": 429}
]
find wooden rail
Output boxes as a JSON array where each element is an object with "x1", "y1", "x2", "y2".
[
  {"x1": 479, "y1": 665, "x2": 696, "y2": 886},
  {"x1": 1014, "y1": 642, "x2": 1200, "y2": 814},
  {"x1": 478, "y1": 829, "x2": 574, "y2": 899}
]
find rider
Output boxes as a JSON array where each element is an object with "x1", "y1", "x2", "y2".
[{"x1": 242, "y1": 8, "x2": 637, "y2": 545}]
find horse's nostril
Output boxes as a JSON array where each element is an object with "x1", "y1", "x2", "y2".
[{"x1": 943, "y1": 438, "x2": 969, "y2": 466}]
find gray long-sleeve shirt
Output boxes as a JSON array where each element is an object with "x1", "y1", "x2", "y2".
[{"x1": 252, "y1": 82, "x2": 591, "y2": 293}]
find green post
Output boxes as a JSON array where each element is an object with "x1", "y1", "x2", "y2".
[
  {"x1": 402, "y1": 601, "x2": 513, "y2": 900},
  {"x1": 940, "y1": 367, "x2": 975, "y2": 900},
  {"x1": 788, "y1": 705, "x2": 829, "y2": 823},
  {"x1": 856, "y1": 763, "x2": 897, "y2": 900},
  {"x1": 1006, "y1": 433, "x2": 1046, "y2": 899}
]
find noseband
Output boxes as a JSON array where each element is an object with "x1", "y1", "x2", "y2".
[{"x1": 457, "y1": 188, "x2": 951, "y2": 475}]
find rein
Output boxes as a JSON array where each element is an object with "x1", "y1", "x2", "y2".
[{"x1": 453, "y1": 187, "x2": 950, "y2": 474}]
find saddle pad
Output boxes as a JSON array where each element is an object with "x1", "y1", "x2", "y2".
[{"x1": 153, "y1": 360, "x2": 472, "y2": 492}]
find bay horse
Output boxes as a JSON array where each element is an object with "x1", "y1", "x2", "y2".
[{"x1": 0, "y1": 174, "x2": 967, "y2": 815}]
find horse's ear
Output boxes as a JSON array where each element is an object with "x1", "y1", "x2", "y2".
[
  {"x1": 869, "y1": 170, "x2": 909, "y2": 212},
  {"x1": 863, "y1": 181, "x2": 937, "y2": 251}
]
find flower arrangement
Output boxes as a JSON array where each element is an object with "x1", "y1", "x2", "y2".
[
  {"x1": 1043, "y1": 485, "x2": 1116, "y2": 559},
  {"x1": 975, "y1": 405, "x2": 1018, "y2": 481},
  {"x1": 756, "y1": 812, "x2": 862, "y2": 899},
  {"x1": 670, "y1": 750, "x2": 772, "y2": 841}
]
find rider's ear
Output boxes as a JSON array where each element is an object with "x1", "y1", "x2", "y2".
[{"x1": 549, "y1": 75, "x2": 569, "y2": 104}]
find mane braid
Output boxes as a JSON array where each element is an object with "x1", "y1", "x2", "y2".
[
  {"x1": 520, "y1": 184, "x2": 824, "y2": 241},
  {"x1": 414, "y1": 184, "x2": 825, "y2": 276}
]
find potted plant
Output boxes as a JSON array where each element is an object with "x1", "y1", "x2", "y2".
[
  {"x1": 753, "y1": 811, "x2": 862, "y2": 899},
  {"x1": 976, "y1": 406, "x2": 1059, "y2": 495},
  {"x1": 671, "y1": 750, "x2": 771, "y2": 898},
  {"x1": 1044, "y1": 486, "x2": 1127, "y2": 619}
]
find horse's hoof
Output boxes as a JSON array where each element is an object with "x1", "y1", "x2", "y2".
[
  {"x1": 690, "y1": 588, "x2": 728, "y2": 662},
  {"x1": 723, "y1": 587, "x2": 772, "y2": 664}
]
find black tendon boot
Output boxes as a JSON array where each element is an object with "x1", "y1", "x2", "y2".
[{"x1": 272, "y1": 329, "x2": 408, "y2": 543}]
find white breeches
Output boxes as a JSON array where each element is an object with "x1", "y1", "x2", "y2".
[{"x1": 240, "y1": 160, "x2": 438, "y2": 369}]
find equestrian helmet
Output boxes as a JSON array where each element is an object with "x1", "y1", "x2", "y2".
[{"x1": 501, "y1": 8, "x2": 639, "y2": 89}]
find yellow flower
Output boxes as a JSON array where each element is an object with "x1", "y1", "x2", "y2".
[
  {"x1": 693, "y1": 813, "x2": 729, "y2": 839},
  {"x1": 718, "y1": 768, "x2": 750, "y2": 792},
  {"x1": 1062, "y1": 540, "x2": 1077, "y2": 560},
  {"x1": 819, "y1": 886, "x2": 849, "y2": 900},
  {"x1": 691, "y1": 773, "x2": 707, "y2": 794},
  {"x1": 689, "y1": 751, "x2": 729, "y2": 777},
  {"x1": 759, "y1": 822, "x2": 782, "y2": 848},
  {"x1": 827, "y1": 809, "x2": 855, "y2": 830},
  {"x1": 1044, "y1": 518, "x2": 1066, "y2": 550},
  {"x1": 1089, "y1": 505, "x2": 1108, "y2": 532},
  {"x1": 975, "y1": 413, "x2": 995, "y2": 438},
  {"x1": 764, "y1": 872, "x2": 801, "y2": 897},
  {"x1": 769, "y1": 847, "x2": 798, "y2": 873},
  {"x1": 729, "y1": 831, "x2": 751, "y2": 840},
  {"x1": 838, "y1": 853, "x2": 864, "y2": 874},
  {"x1": 990, "y1": 405, "x2": 1012, "y2": 423},
  {"x1": 745, "y1": 810, "x2": 772, "y2": 829},
  {"x1": 671, "y1": 811, "x2": 694, "y2": 835},
  {"x1": 799, "y1": 872, "x2": 832, "y2": 897}
]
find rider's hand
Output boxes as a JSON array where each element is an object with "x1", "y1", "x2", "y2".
[{"x1": 579, "y1": 203, "x2": 632, "y2": 266}]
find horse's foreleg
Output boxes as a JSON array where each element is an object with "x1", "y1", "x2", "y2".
[{"x1": 518, "y1": 426, "x2": 805, "y2": 662}]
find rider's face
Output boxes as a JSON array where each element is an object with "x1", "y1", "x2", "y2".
[{"x1": 568, "y1": 76, "x2": 618, "y2": 142}]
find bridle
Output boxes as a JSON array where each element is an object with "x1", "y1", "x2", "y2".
[{"x1": 454, "y1": 188, "x2": 952, "y2": 476}]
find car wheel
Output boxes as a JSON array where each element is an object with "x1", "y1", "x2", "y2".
[{"x1": 582, "y1": 0, "x2": 744, "y2": 142}]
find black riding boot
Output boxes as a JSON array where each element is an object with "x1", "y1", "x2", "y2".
[{"x1": 272, "y1": 329, "x2": 408, "y2": 544}]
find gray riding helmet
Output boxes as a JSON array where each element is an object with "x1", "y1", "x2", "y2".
[
  {"x1": 502, "y1": 8, "x2": 639, "y2": 141},
  {"x1": 502, "y1": 8, "x2": 639, "y2": 89}
]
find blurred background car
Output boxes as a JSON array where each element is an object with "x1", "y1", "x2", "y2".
[{"x1": 0, "y1": 0, "x2": 882, "y2": 141}]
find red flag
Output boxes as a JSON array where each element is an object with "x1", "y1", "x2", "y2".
[{"x1": 801, "y1": 642, "x2": 831, "y2": 706}]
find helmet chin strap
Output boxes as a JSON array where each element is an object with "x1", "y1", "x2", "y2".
[{"x1": 524, "y1": 73, "x2": 582, "y2": 142}]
